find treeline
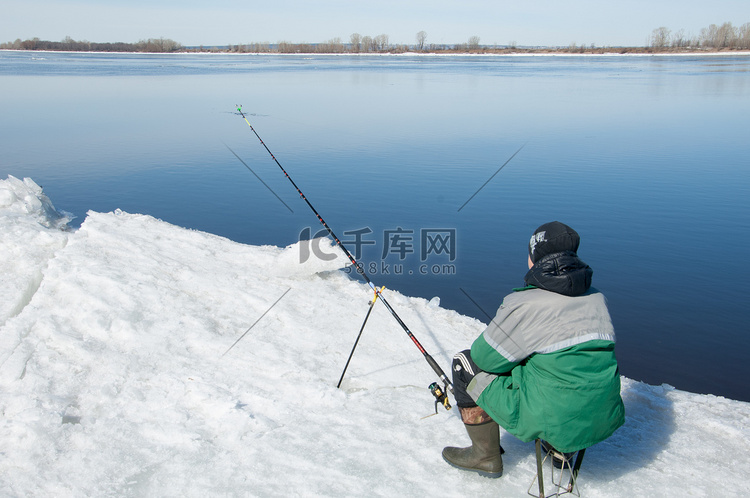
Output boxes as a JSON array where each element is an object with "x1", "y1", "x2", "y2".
[
  {"x1": 259, "y1": 33, "x2": 484, "y2": 54},
  {"x1": 225, "y1": 34, "x2": 415, "y2": 54},
  {"x1": 651, "y1": 22, "x2": 750, "y2": 50},
  {"x1": 2, "y1": 22, "x2": 749, "y2": 55},
  {"x1": 225, "y1": 34, "x2": 564, "y2": 54},
  {"x1": 0, "y1": 36, "x2": 183, "y2": 52}
]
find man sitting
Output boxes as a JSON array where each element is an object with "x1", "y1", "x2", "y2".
[{"x1": 443, "y1": 221, "x2": 625, "y2": 478}]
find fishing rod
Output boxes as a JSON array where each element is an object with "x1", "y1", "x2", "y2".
[{"x1": 235, "y1": 105, "x2": 453, "y2": 407}]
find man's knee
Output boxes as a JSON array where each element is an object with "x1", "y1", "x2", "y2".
[{"x1": 452, "y1": 349, "x2": 482, "y2": 408}]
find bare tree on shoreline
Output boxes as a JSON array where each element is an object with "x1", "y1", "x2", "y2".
[
  {"x1": 416, "y1": 31, "x2": 427, "y2": 51},
  {"x1": 350, "y1": 33, "x2": 362, "y2": 53}
]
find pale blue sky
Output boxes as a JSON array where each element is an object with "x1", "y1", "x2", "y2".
[{"x1": 2, "y1": 0, "x2": 749, "y2": 47}]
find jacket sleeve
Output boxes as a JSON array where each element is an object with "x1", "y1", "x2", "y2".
[{"x1": 470, "y1": 332, "x2": 519, "y2": 374}]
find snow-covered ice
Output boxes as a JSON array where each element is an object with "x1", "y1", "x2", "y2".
[{"x1": 1, "y1": 175, "x2": 748, "y2": 496}]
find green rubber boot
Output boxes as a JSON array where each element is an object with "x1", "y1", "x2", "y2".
[{"x1": 442, "y1": 420, "x2": 504, "y2": 478}]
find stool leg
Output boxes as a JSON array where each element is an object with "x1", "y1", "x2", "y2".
[
  {"x1": 566, "y1": 448, "x2": 586, "y2": 493},
  {"x1": 535, "y1": 439, "x2": 545, "y2": 498}
]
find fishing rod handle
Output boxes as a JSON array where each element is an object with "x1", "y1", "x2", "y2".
[{"x1": 424, "y1": 352, "x2": 454, "y2": 392}]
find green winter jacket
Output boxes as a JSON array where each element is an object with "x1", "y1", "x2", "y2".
[{"x1": 467, "y1": 252, "x2": 625, "y2": 453}]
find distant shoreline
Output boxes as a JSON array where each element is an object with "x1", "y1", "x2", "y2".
[
  {"x1": 6, "y1": 21, "x2": 747, "y2": 56},
  {"x1": 4, "y1": 48, "x2": 750, "y2": 57}
]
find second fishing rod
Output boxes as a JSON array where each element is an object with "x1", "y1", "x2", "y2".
[{"x1": 235, "y1": 106, "x2": 453, "y2": 405}]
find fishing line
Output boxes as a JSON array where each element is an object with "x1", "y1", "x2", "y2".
[
  {"x1": 223, "y1": 142, "x2": 294, "y2": 213},
  {"x1": 457, "y1": 142, "x2": 526, "y2": 212},
  {"x1": 222, "y1": 287, "x2": 291, "y2": 357}
]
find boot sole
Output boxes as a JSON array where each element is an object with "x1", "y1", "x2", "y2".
[{"x1": 442, "y1": 454, "x2": 503, "y2": 478}]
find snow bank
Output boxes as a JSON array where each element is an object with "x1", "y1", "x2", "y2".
[
  {"x1": 0, "y1": 175, "x2": 748, "y2": 496},
  {"x1": 0, "y1": 176, "x2": 72, "y2": 328}
]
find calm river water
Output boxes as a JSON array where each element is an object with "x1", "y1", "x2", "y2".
[{"x1": 1, "y1": 51, "x2": 749, "y2": 401}]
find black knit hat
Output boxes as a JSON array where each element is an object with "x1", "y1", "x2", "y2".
[{"x1": 528, "y1": 221, "x2": 581, "y2": 264}]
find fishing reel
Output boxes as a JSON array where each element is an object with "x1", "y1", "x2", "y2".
[{"x1": 429, "y1": 381, "x2": 452, "y2": 413}]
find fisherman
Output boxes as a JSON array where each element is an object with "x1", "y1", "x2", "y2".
[{"x1": 443, "y1": 221, "x2": 625, "y2": 478}]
